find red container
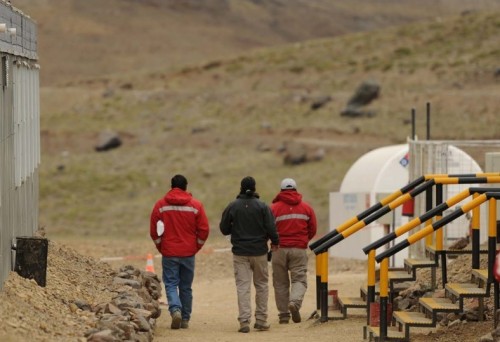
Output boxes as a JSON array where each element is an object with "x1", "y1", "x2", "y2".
[
  {"x1": 369, "y1": 302, "x2": 392, "y2": 327},
  {"x1": 328, "y1": 289, "x2": 340, "y2": 310},
  {"x1": 402, "y1": 198, "x2": 415, "y2": 217}
]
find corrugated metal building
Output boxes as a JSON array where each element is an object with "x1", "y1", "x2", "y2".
[{"x1": 0, "y1": 1, "x2": 39, "y2": 290}]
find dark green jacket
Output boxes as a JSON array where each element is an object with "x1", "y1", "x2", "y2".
[{"x1": 220, "y1": 192, "x2": 279, "y2": 256}]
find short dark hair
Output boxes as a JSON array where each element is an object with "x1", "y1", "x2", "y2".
[
  {"x1": 171, "y1": 174, "x2": 188, "y2": 190},
  {"x1": 240, "y1": 176, "x2": 256, "y2": 193}
]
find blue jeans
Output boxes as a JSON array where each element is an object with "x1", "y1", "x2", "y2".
[{"x1": 162, "y1": 256, "x2": 195, "y2": 321}]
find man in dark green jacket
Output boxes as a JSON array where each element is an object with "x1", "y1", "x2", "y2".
[{"x1": 220, "y1": 176, "x2": 279, "y2": 333}]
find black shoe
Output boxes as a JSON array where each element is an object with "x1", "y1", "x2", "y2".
[
  {"x1": 288, "y1": 303, "x2": 301, "y2": 323},
  {"x1": 181, "y1": 320, "x2": 189, "y2": 329}
]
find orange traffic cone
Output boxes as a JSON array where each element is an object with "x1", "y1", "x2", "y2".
[{"x1": 145, "y1": 253, "x2": 155, "y2": 273}]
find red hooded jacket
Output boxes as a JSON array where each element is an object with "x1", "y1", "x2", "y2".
[
  {"x1": 271, "y1": 190, "x2": 317, "y2": 249},
  {"x1": 150, "y1": 188, "x2": 209, "y2": 257}
]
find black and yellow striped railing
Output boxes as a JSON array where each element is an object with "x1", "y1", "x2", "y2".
[
  {"x1": 309, "y1": 173, "x2": 500, "y2": 323},
  {"x1": 373, "y1": 192, "x2": 500, "y2": 341},
  {"x1": 311, "y1": 175, "x2": 500, "y2": 255}
]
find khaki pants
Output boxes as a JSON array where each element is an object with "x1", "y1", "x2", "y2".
[
  {"x1": 271, "y1": 248, "x2": 308, "y2": 318},
  {"x1": 233, "y1": 254, "x2": 269, "y2": 324}
]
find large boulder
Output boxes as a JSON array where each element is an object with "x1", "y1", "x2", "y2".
[{"x1": 341, "y1": 80, "x2": 380, "y2": 118}]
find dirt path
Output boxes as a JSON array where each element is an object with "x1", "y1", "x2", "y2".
[{"x1": 154, "y1": 258, "x2": 369, "y2": 342}]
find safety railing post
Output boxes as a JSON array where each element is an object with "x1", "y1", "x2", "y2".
[
  {"x1": 320, "y1": 251, "x2": 329, "y2": 323},
  {"x1": 472, "y1": 196, "x2": 481, "y2": 269},
  {"x1": 379, "y1": 258, "x2": 389, "y2": 342},
  {"x1": 316, "y1": 253, "x2": 321, "y2": 313},
  {"x1": 425, "y1": 187, "x2": 434, "y2": 247},
  {"x1": 367, "y1": 249, "x2": 376, "y2": 326},
  {"x1": 435, "y1": 184, "x2": 446, "y2": 288},
  {"x1": 488, "y1": 199, "x2": 497, "y2": 284}
]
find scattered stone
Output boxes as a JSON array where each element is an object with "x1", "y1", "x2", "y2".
[
  {"x1": 310, "y1": 148, "x2": 325, "y2": 161},
  {"x1": 95, "y1": 131, "x2": 122, "y2": 152},
  {"x1": 340, "y1": 80, "x2": 380, "y2": 118},
  {"x1": 74, "y1": 299, "x2": 92, "y2": 311},
  {"x1": 191, "y1": 126, "x2": 209, "y2": 134},
  {"x1": 310, "y1": 95, "x2": 332, "y2": 111},
  {"x1": 120, "y1": 83, "x2": 133, "y2": 90},
  {"x1": 86, "y1": 265, "x2": 162, "y2": 342},
  {"x1": 479, "y1": 332, "x2": 494, "y2": 342},
  {"x1": 256, "y1": 143, "x2": 272, "y2": 152},
  {"x1": 260, "y1": 121, "x2": 272, "y2": 131},
  {"x1": 112, "y1": 277, "x2": 141, "y2": 289},
  {"x1": 283, "y1": 143, "x2": 307, "y2": 165},
  {"x1": 340, "y1": 106, "x2": 375, "y2": 118},
  {"x1": 346, "y1": 80, "x2": 380, "y2": 107}
]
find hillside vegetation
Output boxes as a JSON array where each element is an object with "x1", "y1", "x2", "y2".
[{"x1": 11, "y1": 1, "x2": 500, "y2": 245}]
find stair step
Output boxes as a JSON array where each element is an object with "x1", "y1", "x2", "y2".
[
  {"x1": 471, "y1": 269, "x2": 488, "y2": 283},
  {"x1": 404, "y1": 258, "x2": 436, "y2": 269},
  {"x1": 419, "y1": 297, "x2": 460, "y2": 313},
  {"x1": 339, "y1": 296, "x2": 366, "y2": 309},
  {"x1": 366, "y1": 326, "x2": 406, "y2": 341},
  {"x1": 327, "y1": 309, "x2": 345, "y2": 320},
  {"x1": 446, "y1": 282, "x2": 488, "y2": 297},
  {"x1": 393, "y1": 311, "x2": 434, "y2": 327},
  {"x1": 388, "y1": 270, "x2": 414, "y2": 281},
  {"x1": 427, "y1": 244, "x2": 488, "y2": 255},
  {"x1": 360, "y1": 281, "x2": 411, "y2": 301}
]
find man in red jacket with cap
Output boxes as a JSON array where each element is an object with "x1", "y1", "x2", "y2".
[
  {"x1": 270, "y1": 178, "x2": 317, "y2": 324},
  {"x1": 150, "y1": 174, "x2": 209, "y2": 330}
]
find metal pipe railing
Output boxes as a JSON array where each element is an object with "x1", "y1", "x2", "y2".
[
  {"x1": 375, "y1": 193, "x2": 499, "y2": 341},
  {"x1": 311, "y1": 174, "x2": 500, "y2": 321},
  {"x1": 309, "y1": 176, "x2": 427, "y2": 251},
  {"x1": 313, "y1": 176, "x2": 500, "y2": 255}
]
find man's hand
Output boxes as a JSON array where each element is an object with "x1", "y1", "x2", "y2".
[{"x1": 271, "y1": 244, "x2": 279, "y2": 252}]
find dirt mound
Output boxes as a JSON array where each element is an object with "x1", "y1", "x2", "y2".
[{"x1": 0, "y1": 241, "x2": 116, "y2": 342}]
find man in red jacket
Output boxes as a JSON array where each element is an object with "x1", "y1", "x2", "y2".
[
  {"x1": 270, "y1": 178, "x2": 317, "y2": 324},
  {"x1": 150, "y1": 174, "x2": 209, "y2": 330}
]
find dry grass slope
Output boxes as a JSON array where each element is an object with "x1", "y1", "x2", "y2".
[
  {"x1": 1, "y1": 0, "x2": 495, "y2": 245},
  {"x1": 33, "y1": 8, "x2": 500, "y2": 243}
]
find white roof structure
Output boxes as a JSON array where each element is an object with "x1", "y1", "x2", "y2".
[{"x1": 340, "y1": 144, "x2": 409, "y2": 195}]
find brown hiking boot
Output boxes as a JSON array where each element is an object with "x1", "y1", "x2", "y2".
[
  {"x1": 279, "y1": 317, "x2": 290, "y2": 324},
  {"x1": 254, "y1": 321, "x2": 270, "y2": 331},
  {"x1": 238, "y1": 321, "x2": 250, "y2": 333},
  {"x1": 279, "y1": 313, "x2": 290, "y2": 324},
  {"x1": 181, "y1": 320, "x2": 189, "y2": 329},
  {"x1": 170, "y1": 310, "x2": 182, "y2": 329},
  {"x1": 288, "y1": 303, "x2": 301, "y2": 323}
]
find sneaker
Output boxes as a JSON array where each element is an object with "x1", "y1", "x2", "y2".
[
  {"x1": 288, "y1": 303, "x2": 301, "y2": 323},
  {"x1": 171, "y1": 310, "x2": 182, "y2": 329},
  {"x1": 181, "y1": 320, "x2": 189, "y2": 329},
  {"x1": 238, "y1": 321, "x2": 250, "y2": 333},
  {"x1": 253, "y1": 321, "x2": 270, "y2": 331}
]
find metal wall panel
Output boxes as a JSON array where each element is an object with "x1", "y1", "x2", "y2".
[
  {"x1": 0, "y1": 1, "x2": 39, "y2": 290},
  {"x1": 0, "y1": 2, "x2": 37, "y2": 59}
]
